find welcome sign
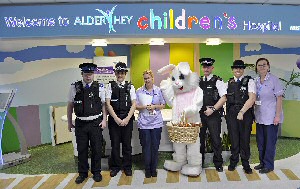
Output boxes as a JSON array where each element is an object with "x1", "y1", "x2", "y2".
[{"x1": 0, "y1": 3, "x2": 299, "y2": 38}]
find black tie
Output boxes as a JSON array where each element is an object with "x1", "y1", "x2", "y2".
[
  {"x1": 85, "y1": 84, "x2": 89, "y2": 89},
  {"x1": 205, "y1": 77, "x2": 207, "y2": 82},
  {"x1": 237, "y1": 79, "x2": 241, "y2": 83}
]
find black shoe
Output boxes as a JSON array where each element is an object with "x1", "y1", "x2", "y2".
[
  {"x1": 75, "y1": 175, "x2": 87, "y2": 184},
  {"x1": 151, "y1": 170, "x2": 158, "y2": 177},
  {"x1": 216, "y1": 166, "x2": 223, "y2": 172},
  {"x1": 254, "y1": 164, "x2": 264, "y2": 170},
  {"x1": 243, "y1": 167, "x2": 253, "y2": 174},
  {"x1": 145, "y1": 170, "x2": 151, "y2": 178},
  {"x1": 259, "y1": 168, "x2": 273, "y2": 174},
  {"x1": 124, "y1": 169, "x2": 132, "y2": 176},
  {"x1": 228, "y1": 164, "x2": 236, "y2": 171},
  {"x1": 110, "y1": 169, "x2": 119, "y2": 177},
  {"x1": 93, "y1": 173, "x2": 102, "y2": 182}
]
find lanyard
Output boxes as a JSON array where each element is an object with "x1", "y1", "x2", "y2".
[
  {"x1": 257, "y1": 78, "x2": 265, "y2": 98},
  {"x1": 150, "y1": 89, "x2": 155, "y2": 104},
  {"x1": 145, "y1": 85, "x2": 155, "y2": 104}
]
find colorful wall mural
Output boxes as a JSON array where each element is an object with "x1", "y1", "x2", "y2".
[{"x1": 1, "y1": 42, "x2": 299, "y2": 154}]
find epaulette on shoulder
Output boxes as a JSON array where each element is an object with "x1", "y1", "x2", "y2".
[
  {"x1": 228, "y1": 77, "x2": 235, "y2": 83},
  {"x1": 213, "y1": 75, "x2": 223, "y2": 81},
  {"x1": 72, "y1": 80, "x2": 81, "y2": 85}
]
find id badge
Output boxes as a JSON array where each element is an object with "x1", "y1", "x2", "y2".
[
  {"x1": 149, "y1": 110, "x2": 157, "y2": 116},
  {"x1": 255, "y1": 101, "x2": 261, "y2": 105}
]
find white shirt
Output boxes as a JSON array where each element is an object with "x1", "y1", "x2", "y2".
[
  {"x1": 68, "y1": 80, "x2": 106, "y2": 103},
  {"x1": 105, "y1": 81, "x2": 136, "y2": 100},
  {"x1": 203, "y1": 74, "x2": 227, "y2": 97},
  {"x1": 224, "y1": 75, "x2": 256, "y2": 94}
]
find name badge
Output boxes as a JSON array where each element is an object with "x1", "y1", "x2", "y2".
[
  {"x1": 255, "y1": 101, "x2": 262, "y2": 105},
  {"x1": 149, "y1": 110, "x2": 157, "y2": 116}
]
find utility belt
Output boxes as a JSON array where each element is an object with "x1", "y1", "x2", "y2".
[{"x1": 77, "y1": 113, "x2": 103, "y2": 121}]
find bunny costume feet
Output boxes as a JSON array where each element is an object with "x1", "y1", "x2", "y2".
[
  {"x1": 164, "y1": 160, "x2": 187, "y2": 172},
  {"x1": 164, "y1": 140, "x2": 202, "y2": 176}
]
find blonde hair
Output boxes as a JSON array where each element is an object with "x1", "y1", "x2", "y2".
[{"x1": 143, "y1": 70, "x2": 154, "y2": 82}]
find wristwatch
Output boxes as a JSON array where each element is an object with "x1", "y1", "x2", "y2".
[{"x1": 210, "y1": 106, "x2": 216, "y2": 112}]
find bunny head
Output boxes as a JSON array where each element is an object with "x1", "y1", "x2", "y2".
[{"x1": 158, "y1": 62, "x2": 199, "y2": 94}]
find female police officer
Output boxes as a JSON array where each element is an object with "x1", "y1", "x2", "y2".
[
  {"x1": 226, "y1": 60, "x2": 256, "y2": 175},
  {"x1": 105, "y1": 62, "x2": 136, "y2": 177}
]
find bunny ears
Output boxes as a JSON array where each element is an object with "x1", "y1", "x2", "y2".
[{"x1": 157, "y1": 62, "x2": 191, "y2": 75}]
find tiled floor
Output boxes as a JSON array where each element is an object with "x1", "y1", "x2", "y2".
[{"x1": 1, "y1": 152, "x2": 300, "y2": 189}]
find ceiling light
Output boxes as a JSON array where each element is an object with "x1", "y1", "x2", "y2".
[
  {"x1": 149, "y1": 39, "x2": 165, "y2": 46},
  {"x1": 206, "y1": 38, "x2": 222, "y2": 46},
  {"x1": 91, "y1": 39, "x2": 107, "y2": 46}
]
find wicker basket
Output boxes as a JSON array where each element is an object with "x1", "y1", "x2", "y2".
[{"x1": 167, "y1": 122, "x2": 202, "y2": 144}]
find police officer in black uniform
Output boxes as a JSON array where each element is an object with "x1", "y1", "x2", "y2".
[
  {"x1": 67, "y1": 63, "x2": 107, "y2": 184},
  {"x1": 199, "y1": 58, "x2": 227, "y2": 172},
  {"x1": 226, "y1": 60, "x2": 256, "y2": 174},
  {"x1": 105, "y1": 62, "x2": 136, "y2": 177}
]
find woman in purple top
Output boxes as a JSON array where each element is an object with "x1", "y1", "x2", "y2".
[
  {"x1": 136, "y1": 70, "x2": 166, "y2": 178},
  {"x1": 254, "y1": 58, "x2": 284, "y2": 174}
]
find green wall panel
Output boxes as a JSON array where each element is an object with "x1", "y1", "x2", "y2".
[
  {"x1": 131, "y1": 45, "x2": 150, "y2": 89},
  {"x1": 281, "y1": 100, "x2": 300, "y2": 138},
  {"x1": 199, "y1": 43, "x2": 234, "y2": 81},
  {"x1": 2, "y1": 108, "x2": 20, "y2": 153}
]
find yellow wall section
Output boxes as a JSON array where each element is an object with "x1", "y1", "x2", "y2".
[
  {"x1": 170, "y1": 44, "x2": 194, "y2": 71},
  {"x1": 130, "y1": 45, "x2": 150, "y2": 89}
]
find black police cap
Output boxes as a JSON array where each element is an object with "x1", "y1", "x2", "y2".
[
  {"x1": 231, "y1": 60, "x2": 246, "y2": 69},
  {"x1": 79, "y1": 63, "x2": 97, "y2": 73},
  {"x1": 199, "y1": 58, "x2": 215, "y2": 66},
  {"x1": 113, "y1": 62, "x2": 128, "y2": 72}
]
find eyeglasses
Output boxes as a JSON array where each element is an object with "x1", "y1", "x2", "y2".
[{"x1": 257, "y1": 64, "x2": 268, "y2": 68}]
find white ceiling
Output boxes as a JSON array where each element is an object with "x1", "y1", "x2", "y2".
[{"x1": 1, "y1": 0, "x2": 300, "y2": 50}]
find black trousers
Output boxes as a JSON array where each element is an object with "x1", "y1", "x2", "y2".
[
  {"x1": 226, "y1": 106, "x2": 253, "y2": 169},
  {"x1": 200, "y1": 111, "x2": 223, "y2": 167},
  {"x1": 108, "y1": 116, "x2": 133, "y2": 171},
  {"x1": 75, "y1": 118, "x2": 102, "y2": 177}
]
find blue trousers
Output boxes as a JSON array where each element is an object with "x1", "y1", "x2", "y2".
[
  {"x1": 256, "y1": 123, "x2": 279, "y2": 170},
  {"x1": 139, "y1": 127, "x2": 162, "y2": 173}
]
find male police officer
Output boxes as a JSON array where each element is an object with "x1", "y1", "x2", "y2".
[
  {"x1": 199, "y1": 58, "x2": 227, "y2": 172},
  {"x1": 105, "y1": 62, "x2": 136, "y2": 177},
  {"x1": 67, "y1": 63, "x2": 107, "y2": 184},
  {"x1": 226, "y1": 60, "x2": 256, "y2": 174}
]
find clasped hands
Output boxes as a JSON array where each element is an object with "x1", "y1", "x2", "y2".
[
  {"x1": 115, "y1": 117, "x2": 130, "y2": 126},
  {"x1": 146, "y1": 104, "x2": 155, "y2": 112}
]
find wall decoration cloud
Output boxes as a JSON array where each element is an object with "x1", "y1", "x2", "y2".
[
  {"x1": 66, "y1": 45, "x2": 86, "y2": 53},
  {"x1": 245, "y1": 43, "x2": 261, "y2": 52},
  {"x1": 0, "y1": 58, "x2": 90, "y2": 85},
  {"x1": 0, "y1": 57, "x2": 24, "y2": 74}
]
